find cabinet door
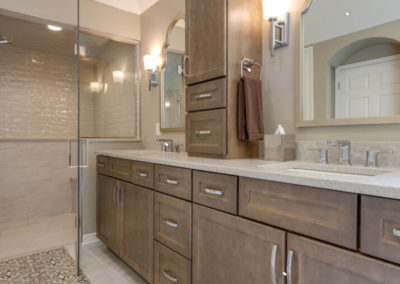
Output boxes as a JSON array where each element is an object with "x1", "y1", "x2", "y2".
[
  {"x1": 186, "y1": 0, "x2": 227, "y2": 85},
  {"x1": 120, "y1": 182, "x2": 154, "y2": 283},
  {"x1": 193, "y1": 204, "x2": 286, "y2": 284},
  {"x1": 287, "y1": 233, "x2": 400, "y2": 284},
  {"x1": 97, "y1": 175, "x2": 120, "y2": 253}
]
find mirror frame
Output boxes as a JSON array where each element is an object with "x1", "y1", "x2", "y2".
[
  {"x1": 296, "y1": 0, "x2": 400, "y2": 127},
  {"x1": 160, "y1": 14, "x2": 185, "y2": 132}
]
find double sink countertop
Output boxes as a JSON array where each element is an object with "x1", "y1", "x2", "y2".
[{"x1": 96, "y1": 150, "x2": 400, "y2": 200}]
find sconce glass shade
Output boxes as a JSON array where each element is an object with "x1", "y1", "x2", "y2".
[
  {"x1": 90, "y1": 82, "x2": 101, "y2": 93},
  {"x1": 143, "y1": 54, "x2": 160, "y2": 71},
  {"x1": 262, "y1": 0, "x2": 289, "y2": 20},
  {"x1": 112, "y1": 71, "x2": 124, "y2": 83}
]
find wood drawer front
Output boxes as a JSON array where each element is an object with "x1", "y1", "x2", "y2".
[
  {"x1": 131, "y1": 161, "x2": 154, "y2": 189},
  {"x1": 154, "y1": 193, "x2": 192, "y2": 259},
  {"x1": 154, "y1": 165, "x2": 192, "y2": 200},
  {"x1": 186, "y1": 78, "x2": 227, "y2": 112},
  {"x1": 361, "y1": 196, "x2": 400, "y2": 264},
  {"x1": 154, "y1": 241, "x2": 191, "y2": 284},
  {"x1": 186, "y1": 109, "x2": 227, "y2": 155},
  {"x1": 96, "y1": 155, "x2": 109, "y2": 175},
  {"x1": 193, "y1": 170, "x2": 237, "y2": 214},
  {"x1": 108, "y1": 157, "x2": 132, "y2": 182},
  {"x1": 239, "y1": 177, "x2": 358, "y2": 249}
]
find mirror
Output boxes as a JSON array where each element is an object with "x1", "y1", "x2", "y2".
[
  {"x1": 299, "y1": 0, "x2": 400, "y2": 126},
  {"x1": 160, "y1": 15, "x2": 185, "y2": 132}
]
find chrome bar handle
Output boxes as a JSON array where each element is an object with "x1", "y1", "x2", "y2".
[
  {"x1": 137, "y1": 171, "x2": 149, "y2": 177},
  {"x1": 271, "y1": 244, "x2": 278, "y2": 284},
  {"x1": 182, "y1": 55, "x2": 189, "y2": 78},
  {"x1": 113, "y1": 186, "x2": 118, "y2": 206},
  {"x1": 194, "y1": 130, "x2": 212, "y2": 135},
  {"x1": 165, "y1": 178, "x2": 179, "y2": 185},
  {"x1": 194, "y1": 93, "x2": 213, "y2": 100},
  {"x1": 287, "y1": 250, "x2": 294, "y2": 284},
  {"x1": 204, "y1": 187, "x2": 224, "y2": 196},
  {"x1": 163, "y1": 218, "x2": 179, "y2": 229},
  {"x1": 97, "y1": 163, "x2": 105, "y2": 168},
  {"x1": 162, "y1": 269, "x2": 179, "y2": 283},
  {"x1": 393, "y1": 228, "x2": 400, "y2": 238}
]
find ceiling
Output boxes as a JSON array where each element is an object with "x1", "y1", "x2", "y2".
[{"x1": 94, "y1": 0, "x2": 159, "y2": 15}]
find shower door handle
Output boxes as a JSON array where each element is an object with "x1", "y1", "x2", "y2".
[{"x1": 68, "y1": 139, "x2": 88, "y2": 168}]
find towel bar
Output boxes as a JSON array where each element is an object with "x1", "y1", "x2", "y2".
[{"x1": 241, "y1": 57, "x2": 262, "y2": 80}]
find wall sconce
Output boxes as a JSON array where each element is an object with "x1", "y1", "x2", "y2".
[
  {"x1": 90, "y1": 82, "x2": 101, "y2": 93},
  {"x1": 262, "y1": 0, "x2": 290, "y2": 56},
  {"x1": 112, "y1": 70, "x2": 124, "y2": 83},
  {"x1": 143, "y1": 54, "x2": 160, "y2": 91}
]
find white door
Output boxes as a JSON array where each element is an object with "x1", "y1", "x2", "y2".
[{"x1": 335, "y1": 54, "x2": 400, "y2": 119}]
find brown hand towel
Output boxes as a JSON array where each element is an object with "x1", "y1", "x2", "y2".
[{"x1": 238, "y1": 76, "x2": 264, "y2": 141}]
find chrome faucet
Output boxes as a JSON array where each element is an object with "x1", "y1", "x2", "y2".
[
  {"x1": 327, "y1": 140, "x2": 351, "y2": 165},
  {"x1": 365, "y1": 150, "x2": 393, "y2": 168},
  {"x1": 157, "y1": 139, "x2": 173, "y2": 152}
]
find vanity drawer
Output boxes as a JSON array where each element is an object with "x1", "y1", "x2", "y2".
[
  {"x1": 154, "y1": 193, "x2": 192, "y2": 259},
  {"x1": 96, "y1": 155, "x2": 109, "y2": 175},
  {"x1": 186, "y1": 78, "x2": 227, "y2": 112},
  {"x1": 108, "y1": 157, "x2": 132, "y2": 182},
  {"x1": 193, "y1": 170, "x2": 237, "y2": 214},
  {"x1": 131, "y1": 161, "x2": 154, "y2": 189},
  {"x1": 154, "y1": 241, "x2": 191, "y2": 284},
  {"x1": 239, "y1": 177, "x2": 358, "y2": 249},
  {"x1": 361, "y1": 196, "x2": 400, "y2": 264},
  {"x1": 186, "y1": 109, "x2": 227, "y2": 156},
  {"x1": 154, "y1": 165, "x2": 192, "y2": 200}
]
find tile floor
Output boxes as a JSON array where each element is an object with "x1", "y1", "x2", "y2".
[{"x1": 80, "y1": 241, "x2": 146, "y2": 284}]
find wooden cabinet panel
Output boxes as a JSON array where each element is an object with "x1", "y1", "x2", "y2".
[
  {"x1": 154, "y1": 193, "x2": 192, "y2": 259},
  {"x1": 154, "y1": 165, "x2": 192, "y2": 200},
  {"x1": 96, "y1": 155, "x2": 109, "y2": 175},
  {"x1": 108, "y1": 157, "x2": 132, "y2": 182},
  {"x1": 193, "y1": 204, "x2": 286, "y2": 284},
  {"x1": 239, "y1": 177, "x2": 358, "y2": 249},
  {"x1": 97, "y1": 175, "x2": 120, "y2": 254},
  {"x1": 361, "y1": 196, "x2": 400, "y2": 265},
  {"x1": 186, "y1": 109, "x2": 227, "y2": 156},
  {"x1": 131, "y1": 161, "x2": 154, "y2": 189},
  {"x1": 154, "y1": 241, "x2": 191, "y2": 284},
  {"x1": 186, "y1": 78, "x2": 227, "y2": 112},
  {"x1": 186, "y1": 0, "x2": 227, "y2": 85},
  {"x1": 288, "y1": 233, "x2": 400, "y2": 284},
  {"x1": 120, "y1": 182, "x2": 154, "y2": 283},
  {"x1": 193, "y1": 170, "x2": 237, "y2": 214}
]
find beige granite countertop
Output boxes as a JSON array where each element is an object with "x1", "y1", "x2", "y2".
[{"x1": 96, "y1": 150, "x2": 400, "y2": 200}]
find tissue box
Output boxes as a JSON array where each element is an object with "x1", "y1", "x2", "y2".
[{"x1": 264, "y1": 134, "x2": 295, "y2": 161}]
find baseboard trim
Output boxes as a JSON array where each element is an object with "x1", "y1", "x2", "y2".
[{"x1": 82, "y1": 233, "x2": 100, "y2": 246}]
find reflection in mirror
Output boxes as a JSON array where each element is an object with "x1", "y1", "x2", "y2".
[
  {"x1": 160, "y1": 17, "x2": 185, "y2": 131},
  {"x1": 301, "y1": 0, "x2": 400, "y2": 123}
]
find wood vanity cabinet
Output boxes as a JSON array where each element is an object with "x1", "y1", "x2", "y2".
[
  {"x1": 192, "y1": 204, "x2": 286, "y2": 284},
  {"x1": 185, "y1": 0, "x2": 262, "y2": 158}
]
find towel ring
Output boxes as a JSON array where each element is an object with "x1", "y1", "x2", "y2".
[{"x1": 241, "y1": 57, "x2": 262, "y2": 80}]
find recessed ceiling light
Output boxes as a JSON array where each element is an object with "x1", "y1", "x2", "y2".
[
  {"x1": 345, "y1": 11, "x2": 351, "y2": 17},
  {"x1": 47, "y1": 24, "x2": 62, "y2": 31}
]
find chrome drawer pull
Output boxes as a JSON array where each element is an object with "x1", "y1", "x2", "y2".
[
  {"x1": 163, "y1": 218, "x2": 179, "y2": 229},
  {"x1": 165, "y1": 178, "x2": 179, "y2": 185},
  {"x1": 194, "y1": 93, "x2": 213, "y2": 100},
  {"x1": 137, "y1": 171, "x2": 149, "y2": 178},
  {"x1": 204, "y1": 187, "x2": 224, "y2": 196},
  {"x1": 97, "y1": 163, "x2": 105, "y2": 168},
  {"x1": 287, "y1": 250, "x2": 294, "y2": 284},
  {"x1": 271, "y1": 244, "x2": 278, "y2": 284},
  {"x1": 194, "y1": 130, "x2": 212, "y2": 135},
  {"x1": 393, "y1": 228, "x2": 400, "y2": 238},
  {"x1": 162, "y1": 269, "x2": 179, "y2": 283}
]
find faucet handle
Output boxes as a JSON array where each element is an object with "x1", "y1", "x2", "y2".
[
  {"x1": 365, "y1": 150, "x2": 393, "y2": 168},
  {"x1": 308, "y1": 148, "x2": 328, "y2": 164}
]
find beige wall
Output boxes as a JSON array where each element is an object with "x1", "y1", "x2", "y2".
[
  {"x1": 263, "y1": 0, "x2": 400, "y2": 141},
  {"x1": 0, "y1": 0, "x2": 141, "y2": 40},
  {"x1": 140, "y1": 0, "x2": 185, "y2": 150}
]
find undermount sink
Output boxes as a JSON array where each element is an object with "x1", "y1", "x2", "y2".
[{"x1": 258, "y1": 163, "x2": 392, "y2": 177}]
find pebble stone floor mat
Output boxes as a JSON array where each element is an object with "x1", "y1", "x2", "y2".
[{"x1": 0, "y1": 247, "x2": 90, "y2": 283}]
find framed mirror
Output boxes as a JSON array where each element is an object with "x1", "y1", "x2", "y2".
[
  {"x1": 160, "y1": 15, "x2": 185, "y2": 132},
  {"x1": 298, "y1": 0, "x2": 400, "y2": 127}
]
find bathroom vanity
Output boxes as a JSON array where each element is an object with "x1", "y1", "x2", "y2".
[{"x1": 96, "y1": 150, "x2": 400, "y2": 284}]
